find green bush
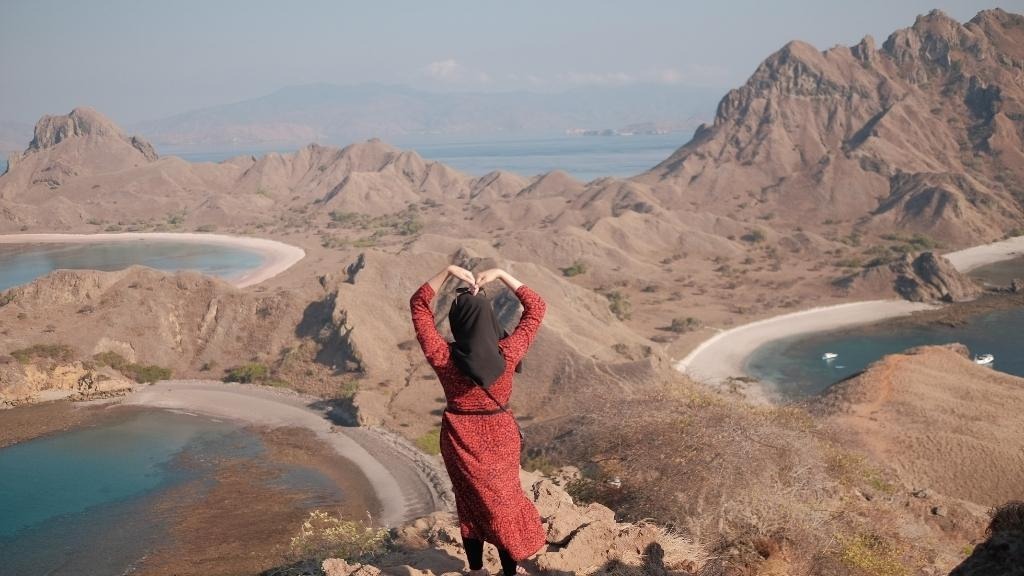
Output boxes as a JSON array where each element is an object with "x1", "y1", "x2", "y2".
[
  {"x1": 742, "y1": 228, "x2": 767, "y2": 243},
  {"x1": 415, "y1": 428, "x2": 441, "y2": 455},
  {"x1": 130, "y1": 365, "x2": 172, "y2": 383},
  {"x1": 669, "y1": 317, "x2": 702, "y2": 333},
  {"x1": 606, "y1": 291, "x2": 632, "y2": 321},
  {"x1": 224, "y1": 363, "x2": 270, "y2": 384},
  {"x1": 93, "y1": 351, "x2": 171, "y2": 383},
  {"x1": 11, "y1": 344, "x2": 75, "y2": 364},
  {"x1": 561, "y1": 260, "x2": 588, "y2": 277}
]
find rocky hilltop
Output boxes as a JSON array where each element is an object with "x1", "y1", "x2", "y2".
[
  {"x1": 314, "y1": 468, "x2": 708, "y2": 576},
  {"x1": 641, "y1": 9, "x2": 1024, "y2": 245}
]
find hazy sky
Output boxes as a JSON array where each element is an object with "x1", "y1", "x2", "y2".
[{"x1": 1, "y1": 1, "x2": 1019, "y2": 124}]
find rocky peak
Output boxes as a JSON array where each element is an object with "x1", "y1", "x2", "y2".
[
  {"x1": 851, "y1": 35, "x2": 877, "y2": 64},
  {"x1": 882, "y1": 9, "x2": 984, "y2": 72},
  {"x1": 27, "y1": 107, "x2": 158, "y2": 161}
]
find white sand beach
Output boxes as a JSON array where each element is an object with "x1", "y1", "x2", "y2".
[
  {"x1": 123, "y1": 380, "x2": 453, "y2": 527},
  {"x1": 942, "y1": 234, "x2": 1024, "y2": 273},
  {"x1": 678, "y1": 235, "x2": 1024, "y2": 394},
  {"x1": 676, "y1": 300, "x2": 935, "y2": 394},
  {"x1": 0, "y1": 232, "x2": 306, "y2": 288}
]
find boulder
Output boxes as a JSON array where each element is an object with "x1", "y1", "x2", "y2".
[{"x1": 889, "y1": 252, "x2": 982, "y2": 302}]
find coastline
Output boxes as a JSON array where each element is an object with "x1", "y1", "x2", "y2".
[
  {"x1": 0, "y1": 232, "x2": 306, "y2": 288},
  {"x1": 942, "y1": 234, "x2": 1024, "y2": 273},
  {"x1": 121, "y1": 379, "x2": 453, "y2": 527},
  {"x1": 678, "y1": 235, "x2": 1024, "y2": 395},
  {"x1": 676, "y1": 300, "x2": 934, "y2": 397}
]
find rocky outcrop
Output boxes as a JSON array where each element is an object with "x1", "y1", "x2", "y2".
[
  {"x1": 322, "y1": 468, "x2": 708, "y2": 576},
  {"x1": 0, "y1": 357, "x2": 134, "y2": 406},
  {"x1": 29, "y1": 107, "x2": 126, "y2": 150},
  {"x1": 950, "y1": 501, "x2": 1024, "y2": 576},
  {"x1": 848, "y1": 251, "x2": 982, "y2": 302},
  {"x1": 27, "y1": 107, "x2": 158, "y2": 160},
  {"x1": 890, "y1": 252, "x2": 982, "y2": 302}
]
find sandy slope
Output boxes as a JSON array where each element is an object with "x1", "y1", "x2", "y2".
[
  {"x1": 123, "y1": 380, "x2": 453, "y2": 527},
  {"x1": 0, "y1": 232, "x2": 305, "y2": 288},
  {"x1": 822, "y1": 345, "x2": 1024, "y2": 506}
]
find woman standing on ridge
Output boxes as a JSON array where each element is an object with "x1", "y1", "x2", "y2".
[{"x1": 410, "y1": 264, "x2": 547, "y2": 576}]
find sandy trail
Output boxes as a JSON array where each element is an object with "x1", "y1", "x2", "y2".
[
  {"x1": 678, "y1": 234, "x2": 1024, "y2": 392},
  {"x1": 0, "y1": 232, "x2": 306, "y2": 288},
  {"x1": 123, "y1": 380, "x2": 453, "y2": 527}
]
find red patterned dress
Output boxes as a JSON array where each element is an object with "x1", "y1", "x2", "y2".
[{"x1": 410, "y1": 282, "x2": 548, "y2": 561}]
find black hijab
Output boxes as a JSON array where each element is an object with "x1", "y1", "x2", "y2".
[{"x1": 448, "y1": 288, "x2": 518, "y2": 388}]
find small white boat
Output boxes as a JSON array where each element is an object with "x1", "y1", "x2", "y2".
[
  {"x1": 974, "y1": 354, "x2": 995, "y2": 366},
  {"x1": 822, "y1": 352, "x2": 839, "y2": 361}
]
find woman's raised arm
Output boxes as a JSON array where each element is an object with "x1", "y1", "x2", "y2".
[
  {"x1": 410, "y1": 265, "x2": 476, "y2": 368},
  {"x1": 475, "y1": 269, "x2": 545, "y2": 357}
]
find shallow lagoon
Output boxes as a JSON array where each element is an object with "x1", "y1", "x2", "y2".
[
  {"x1": 0, "y1": 408, "x2": 349, "y2": 575},
  {"x1": 0, "y1": 241, "x2": 266, "y2": 291}
]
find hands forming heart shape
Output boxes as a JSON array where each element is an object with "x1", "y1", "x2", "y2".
[{"x1": 448, "y1": 265, "x2": 502, "y2": 295}]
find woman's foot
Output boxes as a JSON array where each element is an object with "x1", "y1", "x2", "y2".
[
  {"x1": 514, "y1": 566, "x2": 528, "y2": 575},
  {"x1": 466, "y1": 569, "x2": 489, "y2": 576}
]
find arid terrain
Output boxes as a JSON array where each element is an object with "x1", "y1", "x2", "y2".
[{"x1": 2, "y1": 8, "x2": 1024, "y2": 576}]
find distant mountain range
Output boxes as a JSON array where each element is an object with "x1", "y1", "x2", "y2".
[
  {"x1": 128, "y1": 83, "x2": 721, "y2": 150},
  {"x1": 2, "y1": 9, "x2": 1021, "y2": 251}
]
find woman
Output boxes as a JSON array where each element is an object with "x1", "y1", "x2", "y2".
[{"x1": 410, "y1": 264, "x2": 547, "y2": 576}]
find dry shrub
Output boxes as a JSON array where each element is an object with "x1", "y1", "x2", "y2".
[
  {"x1": 837, "y1": 532, "x2": 908, "y2": 576},
  {"x1": 288, "y1": 510, "x2": 389, "y2": 564},
  {"x1": 988, "y1": 500, "x2": 1024, "y2": 535}
]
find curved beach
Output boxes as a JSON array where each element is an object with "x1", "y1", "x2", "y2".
[
  {"x1": 942, "y1": 235, "x2": 1024, "y2": 273},
  {"x1": 0, "y1": 232, "x2": 306, "y2": 288},
  {"x1": 678, "y1": 235, "x2": 1024, "y2": 394},
  {"x1": 123, "y1": 380, "x2": 453, "y2": 527}
]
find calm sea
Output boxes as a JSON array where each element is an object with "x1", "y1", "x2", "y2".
[
  {"x1": 0, "y1": 409, "x2": 345, "y2": 575},
  {"x1": 165, "y1": 134, "x2": 686, "y2": 182},
  {"x1": 746, "y1": 257, "x2": 1024, "y2": 398},
  {"x1": 746, "y1": 307, "x2": 1024, "y2": 398},
  {"x1": 0, "y1": 241, "x2": 265, "y2": 291},
  {"x1": 4, "y1": 134, "x2": 685, "y2": 181}
]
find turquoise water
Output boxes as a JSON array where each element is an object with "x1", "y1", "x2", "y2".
[
  {"x1": 0, "y1": 241, "x2": 266, "y2": 291},
  {"x1": 746, "y1": 307, "x2": 1024, "y2": 398},
  {"x1": 168, "y1": 134, "x2": 686, "y2": 182},
  {"x1": 0, "y1": 408, "x2": 345, "y2": 575}
]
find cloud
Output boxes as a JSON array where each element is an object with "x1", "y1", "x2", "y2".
[
  {"x1": 657, "y1": 68, "x2": 684, "y2": 85},
  {"x1": 562, "y1": 71, "x2": 634, "y2": 86},
  {"x1": 423, "y1": 59, "x2": 462, "y2": 81}
]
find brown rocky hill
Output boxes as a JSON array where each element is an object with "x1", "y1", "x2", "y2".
[{"x1": 638, "y1": 8, "x2": 1024, "y2": 247}]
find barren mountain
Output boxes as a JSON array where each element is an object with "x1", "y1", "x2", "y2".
[{"x1": 639, "y1": 8, "x2": 1024, "y2": 246}]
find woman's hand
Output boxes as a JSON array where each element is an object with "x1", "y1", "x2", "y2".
[
  {"x1": 426, "y1": 264, "x2": 476, "y2": 295},
  {"x1": 473, "y1": 268, "x2": 503, "y2": 288},
  {"x1": 447, "y1": 265, "x2": 476, "y2": 288},
  {"x1": 474, "y1": 268, "x2": 523, "y2": 292}
]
